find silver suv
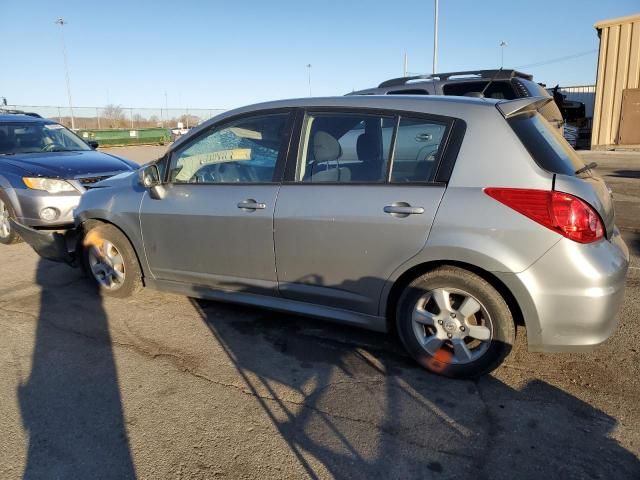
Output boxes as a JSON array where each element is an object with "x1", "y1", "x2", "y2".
[
  {"x1": 14, "y1": 95, "x2": 629, "y2": 378},
  {"x1": 350, "y1": 69, "x2": 565, "y2": 135}
]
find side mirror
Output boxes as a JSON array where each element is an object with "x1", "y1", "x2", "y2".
[
  {"x1": 139, "y1": 164, "x2": 161, "y2": 188},
  {"x1": 138, "y1": 164, "x2": 165, "y2": 199},
  {"x1": 87, "y1": 140, "x2": 99, "y2": 149}
]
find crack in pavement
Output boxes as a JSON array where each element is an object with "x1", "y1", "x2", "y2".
[{"x1": 12, "y1": 309, "x2": 479, "y2": 459}]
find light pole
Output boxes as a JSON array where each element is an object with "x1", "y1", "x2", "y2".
[
  {"x1": 433, "y1": 0, "x2": 439, "y2": 74},
  {"x1": 306, "y1": 64, "x2": 312, "y2": 97},
  {"x1": 500, "y1": 41, "x2": 508, "y2": 68},
  {"x1": 55, "y1": 18, "x2": 75, "y2": 130}
]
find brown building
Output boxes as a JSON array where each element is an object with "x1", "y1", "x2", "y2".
[{"x1": 591, "y1": 13, "x2": 640, "y2": 150}]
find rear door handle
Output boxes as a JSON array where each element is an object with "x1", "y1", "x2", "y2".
[
  {"x1": 237, "y1": 199, "x2": 266, "y2": 211},
  {"x1": 384, "y1": 203, "x2": 425, "y2": 217}
]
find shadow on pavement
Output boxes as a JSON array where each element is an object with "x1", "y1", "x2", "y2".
[
  {"x1": 621, "y1": 229, "x2": 640, "y2": 258},
  {"x1": 193, "y1": 297, "x2": 640, "y2": 480},
  {"x1": 610, "y1": 170, "x2": 640, "y2": 179},
  {"x1": 17, "y1": 259, "x2": 136, "y2": 479}
]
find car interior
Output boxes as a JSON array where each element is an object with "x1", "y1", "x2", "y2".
[
  {"x1": 300, "y1": 115, "x2": 390, "y2": 183},
  {"x1": 172, "y1": 114, "x2": 289, "y2": 183},
  {"x1": 0, "y1": 124, "x2": 85, "y2": 154}
]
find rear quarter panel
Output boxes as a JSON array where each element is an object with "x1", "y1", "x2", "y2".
[{"x1": 380, "y1": 104, "x2": 562, "y2": 314}]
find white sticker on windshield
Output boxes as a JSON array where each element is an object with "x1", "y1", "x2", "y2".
[{"x1": 44, "y1": 124, "x2": 65, "y2": 130}]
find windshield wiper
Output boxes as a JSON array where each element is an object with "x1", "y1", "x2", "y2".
[{"x1": 575, "y1": 161, "x2": 597, "y2": 175}]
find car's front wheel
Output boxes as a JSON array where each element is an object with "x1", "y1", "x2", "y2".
[
  {"x1": 81, "y1": 223, "x2": 142, "y2": 297},
  {"x1": 396, "y1": 266, "x2": 515, "y2": 378},
  {"x1": 0, "y1": 191, "x2": 23, "y2": 245}
]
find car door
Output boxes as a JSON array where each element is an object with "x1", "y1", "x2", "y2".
[
  {"x1": 274, "y1": 109, "x2": 456, "y2": 315},
  {"x1": 140, "y1": 110, "x2": 293, "y2": 295}
]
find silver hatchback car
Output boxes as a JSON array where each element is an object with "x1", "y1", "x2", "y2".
[{"x1": 14, "y1": 95, "x2": 629, "y2": 378}]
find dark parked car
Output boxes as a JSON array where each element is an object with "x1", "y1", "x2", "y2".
[{"x1": 0, "y1": 112, "x2": 138, "y2": 244}]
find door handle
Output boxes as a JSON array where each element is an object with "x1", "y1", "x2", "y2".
[
  {"x1": 384, "y1": 203, "x2": 425, "y2": 217},
  {"x1": 415, "y1": 133, "x2": 433, "y2": 142},
  {"x1": 237, "y1": 199, "x2": 266, "y2": 210}
]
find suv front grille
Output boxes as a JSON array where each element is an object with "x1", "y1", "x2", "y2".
[{"x1": 77, "y1": 175, "x2": 112, "y2": 186}]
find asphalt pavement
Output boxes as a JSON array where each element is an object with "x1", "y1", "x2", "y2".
[{"x1": 0, "y1": 147, "x2": 638, "y2": 479}]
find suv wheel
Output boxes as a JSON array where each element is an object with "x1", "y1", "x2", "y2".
[
  {"x1": 82, "y1": 223, "x2": 143, "y2": 298},
  {"x1": 396, "y1": 266, "x2": 515, "y2": 378},
  {"x1": 0, "y1": 192, "x2": 23, "y2": 245}
]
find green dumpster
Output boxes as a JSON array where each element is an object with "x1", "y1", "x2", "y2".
[{"x1": 77, "y1": 128, "x2": 171, "y2": 146}]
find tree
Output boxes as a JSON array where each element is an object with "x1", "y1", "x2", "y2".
[
  {"x1": 177, "y1": 114, "x2": 201, "y2": 128},
  {"x1": 102, "y1": 104, "x2": 125, "y2": 128}
]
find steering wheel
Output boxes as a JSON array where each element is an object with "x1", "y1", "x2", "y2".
[
  {"x1": 42, "y1": 143, "x2": 66, "y2": 152},
  {"x1": 191, "y1": 162, "x2": 256, "y2": 183}
]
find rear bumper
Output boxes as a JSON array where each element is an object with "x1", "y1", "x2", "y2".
[
  {"x1": 10, "y1": 219, "x2": 78, "y2": 265},
  {"x1": 496, "y1": 228, "x2": 629, "y2": 352}
]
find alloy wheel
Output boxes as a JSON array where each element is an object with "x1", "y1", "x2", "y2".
[
  {"x1": 87, "y1": 240, "x2": 126, "y2": 289},
  {"x1": 411, "y1": 287, "x2": 493, "y2": 364}
]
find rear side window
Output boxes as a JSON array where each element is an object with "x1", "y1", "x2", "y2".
[
  {"x1": 508, "y1": 112, "x2": 584, "y2": 176},
  {"x1": 295, "y1": 112, "x2": 454, "y2": 184},
  {"x1": 442, "y1": 81, "x2": 517, "y2": 99},
  {"x1": 297, "y1": 113, "x2": 394, "y2": 183},
  {"x1": 387, "y1": 89, "x2": 429, "y2": 95},
  {"x1": 391, "y1": 117, "x2": 447, "y2": 182}
]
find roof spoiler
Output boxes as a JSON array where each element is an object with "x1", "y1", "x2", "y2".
[{"x1": 496, "y1": 96, "x2": 553, "y2": 118}]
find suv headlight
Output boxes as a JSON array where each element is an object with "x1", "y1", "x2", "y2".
[{"x1": 23, "y1": 177, "x2": 77, "y2": 193}]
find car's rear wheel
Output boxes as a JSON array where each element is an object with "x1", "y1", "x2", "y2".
[
  {"x1": 0, "y1": 192, "x2": 23, "y2": 245},
  {"x1": 396, "y1": 266, "x2": 515, "y2": 378},
  {"x1": 81, "y1": 223, "x2": 142, "y2": 297}
]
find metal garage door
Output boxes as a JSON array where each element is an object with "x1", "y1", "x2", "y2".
[{"x1": 618, "y1": 88, "x2": 640, "y2": 145}]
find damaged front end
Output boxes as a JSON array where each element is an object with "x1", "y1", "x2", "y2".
[{"x1": 10, "y1": 219, "x2": 79, "y2": 266}]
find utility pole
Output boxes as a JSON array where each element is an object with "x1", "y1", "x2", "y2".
[
  {"x1": 55, "y1": 18, "x2": 75, "y2": 130},
  {"x1": 432, "y1": 0, "x2": 439, "y2": 74},
  {"x1": 403, "y1": 53, "x2": 408, "y2": 77},
  {"x1": 500, "y1": 41, "x2": 508, "y2": 68},
  {"x1": 165, "y1": 90, "x2": 169, "y2": 126},
  {"x1": 306, "y1": 64, "x2": 312, "y2": 97}
]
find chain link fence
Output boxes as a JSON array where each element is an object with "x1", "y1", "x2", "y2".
[{"x1": 2, "y1": 105, "x2": 227, "y2": 130}]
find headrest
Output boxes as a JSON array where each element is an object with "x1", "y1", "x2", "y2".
[
  {"x1": 357, "y1": 132, "x2": 380, "y2": 160},
  {"x1": 313, "y1": 131, "x2": 342, "y2": 162}
]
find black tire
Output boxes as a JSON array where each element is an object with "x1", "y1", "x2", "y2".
[
  {"x1": 81, "y1": 223, "x2": 143, "y2": 298},
  {"x1": 396, "y1": 266, "x2": 515, "y2": 378},
  {"x1": 0, "y1": 190, "x2": 23, "y2": 245}
]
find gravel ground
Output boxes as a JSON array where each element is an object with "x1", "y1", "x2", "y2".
[{"x1": 0, "y1": 148, "x2": 638, "y2": 479}]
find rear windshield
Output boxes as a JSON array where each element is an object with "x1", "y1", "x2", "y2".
[{"x1": 508, "y1": 112, "x2": 584, "y2": 176}]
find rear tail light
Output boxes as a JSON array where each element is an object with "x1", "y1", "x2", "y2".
[{"x1": 484, "y1": 188, "x2": 604, "y2": 243}]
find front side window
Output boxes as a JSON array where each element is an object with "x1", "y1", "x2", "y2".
[
  {"x1": 170, "y1": 112, "x2": 290, "y2": 184},
  {"x1": 297, "y1": 113, "x2": 394, "y2": 183},
  {"x1": 391, "y1": 116, "x2": 447, "y2": 182}
]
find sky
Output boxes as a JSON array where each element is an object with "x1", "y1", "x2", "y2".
[{"x1": 1, "y1": 0, "x2": 638, "y2": 110}]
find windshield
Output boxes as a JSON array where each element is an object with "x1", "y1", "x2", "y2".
[{"x1": 0, "y1": 122, "x2": 90, "y2": 155}]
